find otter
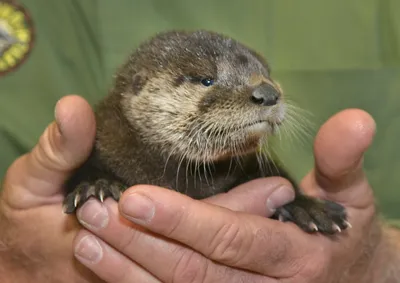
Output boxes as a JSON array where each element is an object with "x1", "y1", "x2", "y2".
[{"x1": 63, "y1": 30, "x2": 349, "y2": 235}]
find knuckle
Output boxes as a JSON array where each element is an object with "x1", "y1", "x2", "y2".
[
  {"x1": 172, "y1": 250, "x2": 208, "y2": 283},
  {"x1": 118, "y1": 226, "x2": 140, "y2": 252},
  {"x1": 163, "y1": 204, "x2": 187, "y2": 237},
  {"x1": 36, "y1": 126, "x2": 66, "y2": 171},
  {"x1": 207, "y1": 219, "x2": 251, "y2": 266}
]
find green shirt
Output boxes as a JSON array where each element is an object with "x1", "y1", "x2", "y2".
[{"x1": 1, "y1": 0, "x2": 399, "y2": 224}]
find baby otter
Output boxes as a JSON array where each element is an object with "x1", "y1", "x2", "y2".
[{"x1": 63, "y1": 30, "x2": 349, "y2": 235}]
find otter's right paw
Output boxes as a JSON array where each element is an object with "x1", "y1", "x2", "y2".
[
  {"x1": 273, "y1": 194, "x2": 350, "y2": 235},
  {"x1": 63, "y1": 179, "x2": 126, "y2": 214}
]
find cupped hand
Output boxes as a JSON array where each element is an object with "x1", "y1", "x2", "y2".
[
  {"x1": 0, "y1": 95, "x2": 103, "y2": 283},
  {"x1": 74, "y1": 109, "x2": 384, "y2": 283}
]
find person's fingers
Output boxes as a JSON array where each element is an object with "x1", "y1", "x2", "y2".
[
  {"x1": 115, "y1": 185, "x2": 309, "y2": 277},
  {"x1": 75, "y1": 177, "x2": 295, "y2": 281},
  {"x1": 74, "y1": 230, "x2": 161, "y2": 283},
  {"x1": 2, "y1": 95, "x2": 95, "y2": 210},
  {"x1": 204, "y1": 177, "x2": 295, "y2": 217},
  {"x1": 302, "y1": 109, "x2": 376, "y2": 208},
  {"x1": 76, "y1": 199, "x2": 277, "y2": 283}
]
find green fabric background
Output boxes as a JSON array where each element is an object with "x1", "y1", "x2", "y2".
[{"x1": 0, "y1": 0, "x2": 399, "y2": 221}]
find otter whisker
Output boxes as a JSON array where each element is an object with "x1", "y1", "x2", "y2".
[
  {"x1": 256, "y1": 150, "x2": 265, "y2": 177},
  {"x1": 279, "y1": 119, "x2": 294, "y2": 147},
  {"x1": 202, "y1": 159, "x2": 211, "y2": 188},
  {"x1": 193, "y1": 159, "x2": 200, "y2": 189},
  {"x1": 276, "y1": 122, "x2": 283, "y2": 142},
  {"x1": 285, "y1": 99, "x2": 315, "y2": 120},
  {"x1": 285, "y1": 103, "x2": 315, "y2": 138},
  {"x1": 205, "y1": 123, "x2": 224, "y2": 188},
  {"x1": 225, "y1": 155, "x2": 235, "y2": 180},
  {"x1": 162, "y1": 144, "x2": 180, "y2": 180},
  {"x1": 286, "y1": 113, "x2": 314, "y2": 139},
  {"x1": 268, "y1": 149, "x2": 281, "y2": 178},
  {"x1": 280, "y1": 104, "x2": 314, "y2": 148},
  {"x1": 185, "y1": 155, "x2": 190, "y2": 191},
  {"x1": 62, "y1": 29, "x2": 348, "y2": 236},
  {"x1": 261, "y1": 141, "x2": 274, "y2": 177},
  {"x1": 175, "y1": 151, "x2": 188, "y2": 193},
  {"x1": 257, "y1": 134, "x2": 271, "y2": 176},
  {"x1": 284, "y1": 116, "x2": 311, "y2": 147}
]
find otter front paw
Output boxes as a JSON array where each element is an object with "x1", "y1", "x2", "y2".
[
  {"x1": 273, "y1": 195, "x2": 350, "y2": 235},
  {"x1": 63, "y1": 179, "x2": 127, "y2": 214}
]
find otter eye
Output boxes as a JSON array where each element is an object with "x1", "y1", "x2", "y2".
[{"x1": 200, "y1": 78, "x2": 214, "y2": 87}]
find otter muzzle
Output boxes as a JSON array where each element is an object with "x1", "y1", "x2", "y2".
[{"x1": 251, "y1": 83, "x2": 280, "y2": 106}]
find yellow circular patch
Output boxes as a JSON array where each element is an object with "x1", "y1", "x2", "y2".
[{"x1": 0, "y1": 1, "x2": 34, "y2": 76}]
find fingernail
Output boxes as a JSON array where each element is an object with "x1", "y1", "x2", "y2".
[
  {"x1": 75, "y1": 235, "x2": 102, "y2": 264},
  {"x1": 266, "y1": 186, "x2": 295, "y2": 213},
  {"x1": 121, "y1": 193, "x2": 155, "y2": 224},
  {"x1": 77, "y1": 199, "x2": 109, "y2": 230}
]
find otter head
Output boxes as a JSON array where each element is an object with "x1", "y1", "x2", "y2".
[{"x1": 117, "y1": 30, "x2": 285, "y2": 163}]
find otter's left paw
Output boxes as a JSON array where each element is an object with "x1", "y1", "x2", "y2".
[
  {"x1": 63, "y1": 179, "x2": 126, "y2": 214},
  {"x1": 273, "y1": 194, "x2": 351, "y2": 235}
]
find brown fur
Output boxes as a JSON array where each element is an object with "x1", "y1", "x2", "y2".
[{"x1": 63, "y1": 30, "x2": 348, "y2": 235}]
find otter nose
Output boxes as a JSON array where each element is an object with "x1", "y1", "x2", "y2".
[{"x1": 251, "y1": 83, "x2": 280, "y2": 106}]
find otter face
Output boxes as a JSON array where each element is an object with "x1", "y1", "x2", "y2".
[{"x1": 120, "y1": 30, "x2": 286, "y2": 162}]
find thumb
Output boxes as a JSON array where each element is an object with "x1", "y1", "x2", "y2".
[
  {"x1": 2, "y1": 95, "x2": 96, "y2": 210},
  {"x1": 204, "y1": 177, "x2": 295, "y2": 217},
  {"x1": 302, "y1": 108, "x2": 376, "y2": 208}
]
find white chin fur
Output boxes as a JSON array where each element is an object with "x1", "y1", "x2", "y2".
[{"x1": 246, "y1": 121, "x2": 271, "y2": 135}]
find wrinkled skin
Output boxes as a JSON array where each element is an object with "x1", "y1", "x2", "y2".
[
  {"x1": 1, "y1": 95, "x2": 399, "y2": 283},
  {"x1": 72, "y1": 107, "x2": 400, "y2": 282},
  {"x1": 0, "y1": 96, "x2": 102, "y2": 283},
  {"x1": 0, "y1": 95, "x2": 294, "y2": 283}
]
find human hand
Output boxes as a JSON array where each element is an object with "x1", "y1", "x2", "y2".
[
  {"x1": 0, "y1": 95, "x2": 103, "y2": 283},
  {"x1": 74, "y1": 109, "x2": 394, "y2": 282},
  {"x1": 73, "y1": 177, "x2": 295, "y2": 282}
]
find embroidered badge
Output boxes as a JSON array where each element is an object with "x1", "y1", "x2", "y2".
[{"x1": 0, "y1": 1, "x2": 34, "y2": 76}]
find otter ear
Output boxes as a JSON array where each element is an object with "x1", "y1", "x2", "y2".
[{"x1": 131, "y1": 71, "x2": 148, "y2": 95}]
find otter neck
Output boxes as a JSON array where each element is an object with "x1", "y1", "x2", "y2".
[{"x1": 95, "y1": 94, "x2": 264, "y2": 199}]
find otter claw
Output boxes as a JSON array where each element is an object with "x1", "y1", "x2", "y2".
[
  {"x1": 74, "y1": 194, "x2": 80, "y2": 208},
  {"x1": 343, "y1": 220, "x2": 352, "y2": 229},
  {"x1": 309, "y1": 222, "x2": 318, "y2": 232},
  {"x1": 333, "y1": 224, "x2": 342, "y2": 233},
  {"x1": 99, "y1": 190, "x2": 105, "y2": 202},
  {"x1": 64, "y1": 179, "x2": 127, "y2": 214},
  {"x1": 273, "y1": 195, "x2": 347, "y2": 234}
]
